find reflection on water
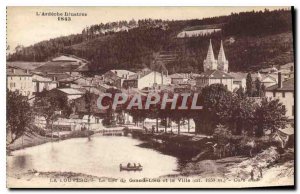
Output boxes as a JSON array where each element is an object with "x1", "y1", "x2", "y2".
[
  {"x1": 8, "y1": 136, "x2": 179, "y2": 178},
  {"x1": 11, "y1": 155, "x2": 33, "y2": 171}
]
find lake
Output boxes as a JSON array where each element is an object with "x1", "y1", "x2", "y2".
[{"x1": 7, "y1": 136, "x2": 179, "y2": 179}]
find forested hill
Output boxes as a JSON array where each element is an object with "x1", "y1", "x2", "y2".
[{"x1": 8, "y1": 8, "x2": 294, "y2": 74}]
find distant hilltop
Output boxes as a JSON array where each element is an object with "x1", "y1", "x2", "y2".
[{"x1": 177, "y1": 24, "x2": 224, "y2": 38}]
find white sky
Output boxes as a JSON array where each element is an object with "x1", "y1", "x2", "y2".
[{"x1": 7, "y1": 6, "x2": 289, "y2": 52}]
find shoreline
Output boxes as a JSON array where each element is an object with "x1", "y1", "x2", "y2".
[
  {"x1": 7, "y1": 130, "x2": 95, "y2": 153},
  {"x1": 7, "y1": 157, "x2": 294, "y2": 188}
]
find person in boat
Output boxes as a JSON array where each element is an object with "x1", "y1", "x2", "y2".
[
  {"x1": 133, "y1": 163, "x2": 136, "y2": 168},
  {"x1": 138, "y1": 163, "x2": 142, "y2": 167},
  {"x1": 127, "y1": 163, "x2": 131, "y2": 168}
]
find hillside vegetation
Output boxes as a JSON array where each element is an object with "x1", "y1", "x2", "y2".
[{"x1": 8, "y1": 8, "x2": 294, "y2": 73}]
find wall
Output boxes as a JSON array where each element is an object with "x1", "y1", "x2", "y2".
[
  {"x1": 266, "y1": 91, "x2": 294, "y2": 119},
  {"x1": 208, "y1": 78, "x2": 233, "y2": 92},
  {"x1": 7, "y1": 75, "x2": 34, "y2": 96},
  {"x1": 138, "y1": 72, "x2": 171, "y2": 90}
]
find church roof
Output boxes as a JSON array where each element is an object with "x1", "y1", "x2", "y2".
[{"x1": 198, "y1": 70, "x2": 233, "y2": 79}]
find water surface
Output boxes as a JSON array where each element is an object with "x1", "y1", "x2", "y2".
[{"x1": 8, "y1": 136, "x2": 179, "y2": 178}]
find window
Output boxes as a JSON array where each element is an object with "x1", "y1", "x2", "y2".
[
  {"x1": 273, "y1": 91, "x2": 276, "y2": 97},
  {"x1": 282, "y1": 92, "x2": 285, "y2": 98}
]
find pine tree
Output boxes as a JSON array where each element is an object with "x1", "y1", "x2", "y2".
[
  {"x1": 246, "y1": 73, "x2": 253, "y2": 97},
  {"x1": 255, "y1": 78, "x2": 261, "y2": 97}
]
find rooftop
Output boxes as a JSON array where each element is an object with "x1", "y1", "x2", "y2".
[
  {"x1": 198, "y1": 70, "x2": 233, "y2": 79},
  {"x1": 57, "y1": 88, "x2": 84, "y2": 95},
  {"x1": 109, "y1": 69, "x2": 136, "y2": 78},
  {"x1": 7, "y1": 67, "x2": 32, "y2": 76},
  {"x1": 228, "y1": 72, "x2": 247, "y2": 80},
  {"x1": 266, "y1": 78, "x2": 294, "y2": 92},
  {"x1": 7, "y1": 61, "x2": 46, "y2": 70},
  {"x1": 35, "y1": 61, "x2": 82, "y2": 73},
  {"x1": 52, "y1": 55, "x2": 88, "y2": 63},
  {"x1": 169, "y1": 73, "x2": 187, "y2": 79}
]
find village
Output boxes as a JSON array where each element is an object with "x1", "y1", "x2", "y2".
[
  {"x1": 7, "y1": 38, "x2": 295, "y2": 185},
  {"x1": 7, "y1": 38, "x2": 294, "y2": 136}
]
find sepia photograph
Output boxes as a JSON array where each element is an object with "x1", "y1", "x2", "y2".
[{"x1": 6, "y1": 6, "x2": 295, "y2": 188}]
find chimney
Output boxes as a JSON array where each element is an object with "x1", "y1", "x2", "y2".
[
  {"x1": 26, "y1": 69, "x2": 29, "y2": 74},
  {"x1": 278, "y1": 72, "x2": 283, "y2": 88}
]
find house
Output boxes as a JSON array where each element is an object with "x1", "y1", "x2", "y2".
[
  {"x1": 260, "y1": 66, "x2": 278, "y2": 74},
  {"x1": 261, "y1": 74, "x2": 278, "y2": 87},
  {"x1": 177, "y1": 24, "x2": 223, "y2": 38},
  {"x1": 53, "y1": 115, "x2": 103, "y2": 131},
  {"x1": 7, "y1": 67, "x2": 34, "y2": 97},
  {"x1": 103, "y1": 69, "x2": 136, "y2": 88},
  {"x1": 228, "y1": 72, "x2": 247, "y2": 92},
  {"x1": 73, "y1": 92, "x2": 106, "y2": 115},
  {"x1": 32, "y1": 73, "x2": 58, "y2": 94},
  {"x1": 48, "y1": 88, "x2": 84, "y2": 102},
  {"x1": 169, "y1": 73, "x2": 189, "y2": 84},
  {"x1": 196, "y1": 70, "x2": 234, "y2": 92},
  {"x1": 265, "y1": 73, "x2": 294, "y2": 119},
  {"x1": 34, "y1": 55, "x2": 89, "y2": 74},
  {"x1": 123, "y1": 71, "x2": 171, "y2": 90},
  {"x1": 252, "y1": 72, "x2": 278, "y2": 88},
  {"x1": 279, "y1": 63, "x2": 294, "y2": 79}
]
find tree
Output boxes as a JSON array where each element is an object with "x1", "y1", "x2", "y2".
[
  {"x1": 261, "y1": 84, "x2": 266, "y2": 97},
  {"x1": 213, "y1": 124, "x2": 232, "y2": 145},
  {"x1": 194, "y1": 84, "x2": 233, "y2": 135},
  {"x1": 7, "y1": 90, "x2": 32, "y2": 145},
  {"x1": 33, "y1": 90, "x2": 71, "y2": 127},
  {"x1": 246, "y1": 73, "x2": 253, "y2": 97},
  {"x1": 253, "y1": 98, "x2": 288, "y2": 137},
  {"x1": 236, "y1": 86, "x2": 245, "y2": 98},
  {"x1": 228, "y1": 96, "x2": 255, "y2": 135}
]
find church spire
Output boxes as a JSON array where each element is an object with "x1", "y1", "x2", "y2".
[
  {"x1": 203, "y1": 39, "x2": 217, "y2": 72},
  {"x1": 206, "y1": 39, "x2": 215, "y2": 61},
  {"x1": 217, "y1": 40, "x2": 226, "y2": 62},
  {"x1": 217, "y1": 40, "x2": 229, "y2": 73}
]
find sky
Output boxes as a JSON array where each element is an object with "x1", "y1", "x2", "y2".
[{"x1": 7, "y1": 6, "x2": 289, "y2": 53}]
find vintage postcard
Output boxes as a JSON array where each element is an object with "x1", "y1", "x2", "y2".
[{"x1": 6, "y1": 6, "x2": 295, "y2": 188}]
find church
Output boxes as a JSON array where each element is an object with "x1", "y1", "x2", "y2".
[{"x1": 197, "y1": 39, "x2": 234, "y2": 92}]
